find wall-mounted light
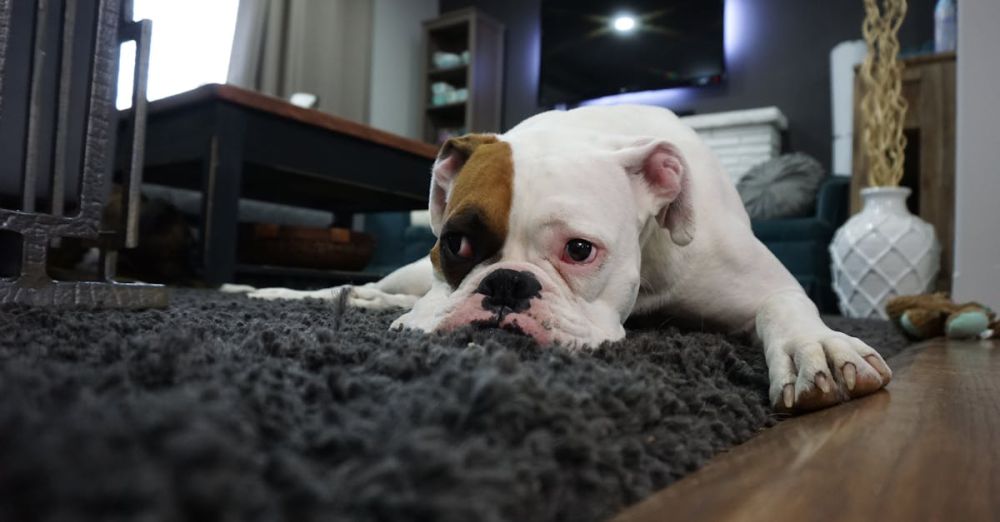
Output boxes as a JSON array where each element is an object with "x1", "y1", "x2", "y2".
[{"x1": 611, "y1": 14, "x2": 637, "y2": 33}]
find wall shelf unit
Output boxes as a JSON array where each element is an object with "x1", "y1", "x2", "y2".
[{"x1": 421, "y1": 8, "x2": 504, "y2": 145}]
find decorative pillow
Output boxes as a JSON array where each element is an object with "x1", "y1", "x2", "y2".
[{"x1": 736, "y1": 153, "x2": 826, "y2": 220}]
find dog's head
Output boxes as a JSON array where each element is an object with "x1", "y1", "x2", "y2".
[{"x1": 395, "y1": 130, "x2": 693, "y2": 346}]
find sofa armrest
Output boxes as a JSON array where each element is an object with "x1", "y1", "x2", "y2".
[
  {"x1": 403, "y1": 225, "x2": 436, "y2": 265},
  {"x1": 815, "y1": 176, "x2": 850, "y2": 228}
]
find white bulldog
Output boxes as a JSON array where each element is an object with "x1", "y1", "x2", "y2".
[{"x1": 247, "y1": 105, "x2": 891, "y2": 412}]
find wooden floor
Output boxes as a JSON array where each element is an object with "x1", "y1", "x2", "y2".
[{"x1": 614, "y1": 338, "x2": 1000, "y2": 522}]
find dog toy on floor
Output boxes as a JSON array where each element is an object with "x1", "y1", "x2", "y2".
[{"x1": 885, "y1": 292, "x2": 998, "y2": 340}]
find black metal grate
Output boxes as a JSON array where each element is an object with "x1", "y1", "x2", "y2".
[{"x1": 0, "y1": 0, "x2": 166, "y2": 308}]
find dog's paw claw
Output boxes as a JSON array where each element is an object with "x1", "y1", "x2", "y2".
[
  {"x1": 815, "y1": 372, "x2": 831, "y2": 394},
  {"x1": 843, "y1": 362, "x2": 857, "y2": 391},
  {"x1": 782, "y1": 383, "x2": 794, "y2": 410},
  {"x1": 864, "y1": 354, "x2": 893, "y2": 382}
]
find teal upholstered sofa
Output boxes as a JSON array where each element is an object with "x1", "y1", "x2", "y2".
[
  {"x1": 366, "y1": 176, "x2": 849, "y2": 314},
  {"x1": 363, "y1": 213, "x2": 436, "y2": 276},
  {"x1": 750, "y1": 176, "x2": 850, "y2": 314}
]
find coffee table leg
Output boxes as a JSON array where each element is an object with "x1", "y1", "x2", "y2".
[
  {"x1": 332, "y1": 211, "x2": 355, "y2": 228},
  {"x1": 200, "y1": 114, "x2": 245, "y2": 286}
]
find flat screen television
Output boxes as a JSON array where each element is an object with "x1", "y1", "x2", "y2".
[{"x1": 538, "y1": 0, "x2": 725, "y2": 106}]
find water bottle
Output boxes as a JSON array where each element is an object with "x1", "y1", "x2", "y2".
[{"x1": 934, "y1": 0, "x2": 957, "y2": 53}]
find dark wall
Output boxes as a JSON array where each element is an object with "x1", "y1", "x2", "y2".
[{"x1": 439, "y1": 0, "x2": 936, "y2": 170}]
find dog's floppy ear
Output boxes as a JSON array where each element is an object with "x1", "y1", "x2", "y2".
[
  {"x1": 429, "y1": 133, "x2": 498, "y2": 235},
  {"x1": 616, "y1": 138, "x2": 694, "y2": 246}
]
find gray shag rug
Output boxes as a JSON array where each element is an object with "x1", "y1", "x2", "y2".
[{"x1": 0, "y1": 289, "x2": 909, "y2": 522}]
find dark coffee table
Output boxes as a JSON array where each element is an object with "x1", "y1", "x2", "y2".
[{"x1": 117, "y1": 84, "x2": 438, "y2": 287}]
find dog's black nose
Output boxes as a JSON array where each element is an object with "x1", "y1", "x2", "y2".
[{"x1": 477, "y1": 269, "x2": 542, "y2": 315}]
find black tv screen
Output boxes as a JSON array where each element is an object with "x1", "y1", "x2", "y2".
[{"x1": 539, "y1": 0, "x2": 725, "y2": 106}]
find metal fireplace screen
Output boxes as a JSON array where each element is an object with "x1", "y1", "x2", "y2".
[{"x1": 0, "y1": 0, "x2": 166, "y2": 307}]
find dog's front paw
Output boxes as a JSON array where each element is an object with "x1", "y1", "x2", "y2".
[
  {"x1": 348, "y1": 285, "x2": 420, "y2": 310},
  {"x1": 219, "y1": 283, "x2": 256, "y2": 294},
  {"x1": 766, "y1": 331, "x2": 892, "y2": 413},
  {"x1": 389, "y1": 309, "x2": 432, "y2": 333},
  {"x1": 246, "y1": 284, "x2": 419, "y2": 309},
  {"x1": 246, "y1": 287, "x2": 345, "y2": 301}
]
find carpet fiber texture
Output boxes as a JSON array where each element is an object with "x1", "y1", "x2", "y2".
[{"x1": 0, "y1": 289, "x2": 909, "y2": 522}]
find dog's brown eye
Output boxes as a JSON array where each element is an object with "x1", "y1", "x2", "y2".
[
  {"x1": 564, "y1": 239, "x2": 595, "y2": 263},
  {"x1": 444, "y1": 233, "x2": 473, "y2": 259}
]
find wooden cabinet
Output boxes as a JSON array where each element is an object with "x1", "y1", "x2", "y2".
[
  {"x1": 851, "y1": 52, "x2": 956, "y2": 291},
  {"x1": 421, "y1": 8, "x2": 504, "y2": 145}
]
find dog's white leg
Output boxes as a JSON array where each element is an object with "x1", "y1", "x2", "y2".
[
  {"x1": 366, "y1": 256, "x2": 435, "y2": 296},
  {"x1": 346, "y1": 256, "x2": 434, "y2": 309},
  {"x1": 661, "y1": 213, "x2": 893, "y2": 413},
  {"x1": 755, "y1": 289, "x2": 893, "y2": 412},
  {"x1": 245, "y1": 286, "x2": 349, "y2": 302},
  {"x1": 247, "y1": 256, "x2": 434, "y2": 311},
  {"x1": 219, "y1": 283, "x2": 256, "y2": 294}
]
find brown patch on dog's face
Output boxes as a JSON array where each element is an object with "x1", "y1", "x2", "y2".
[{"x1": 430, "y1": 138, "x2": 514, "y2": 288}]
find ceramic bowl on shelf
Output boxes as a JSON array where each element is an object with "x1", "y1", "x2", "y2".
[{"x1": 432, "y1": 51, "x2": 463, "y2": 69}]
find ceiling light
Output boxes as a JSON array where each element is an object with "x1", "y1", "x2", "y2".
[{"x1": 612, "y1": 15, "x2": 637, "y2": 33}]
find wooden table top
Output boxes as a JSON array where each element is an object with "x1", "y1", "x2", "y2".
[
  {"x1": 144, "y1": 83, "x2": 440, "y2": 161},
  {"x1": 614, "y1": 337, "x2": 1000, "y2": 522}
]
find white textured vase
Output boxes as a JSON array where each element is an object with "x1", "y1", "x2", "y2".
[{"x1": 830, "y1": 187, "x2": 940, "y2": 318}]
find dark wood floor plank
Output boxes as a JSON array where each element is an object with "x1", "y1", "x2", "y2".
[{"x1": 613, "y1": 339, "x2": 1000, "y2": 522}]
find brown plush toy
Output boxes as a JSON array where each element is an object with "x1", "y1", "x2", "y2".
[{"x1": 885, "y1": 292, "x2": 997, "y2": 340}]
